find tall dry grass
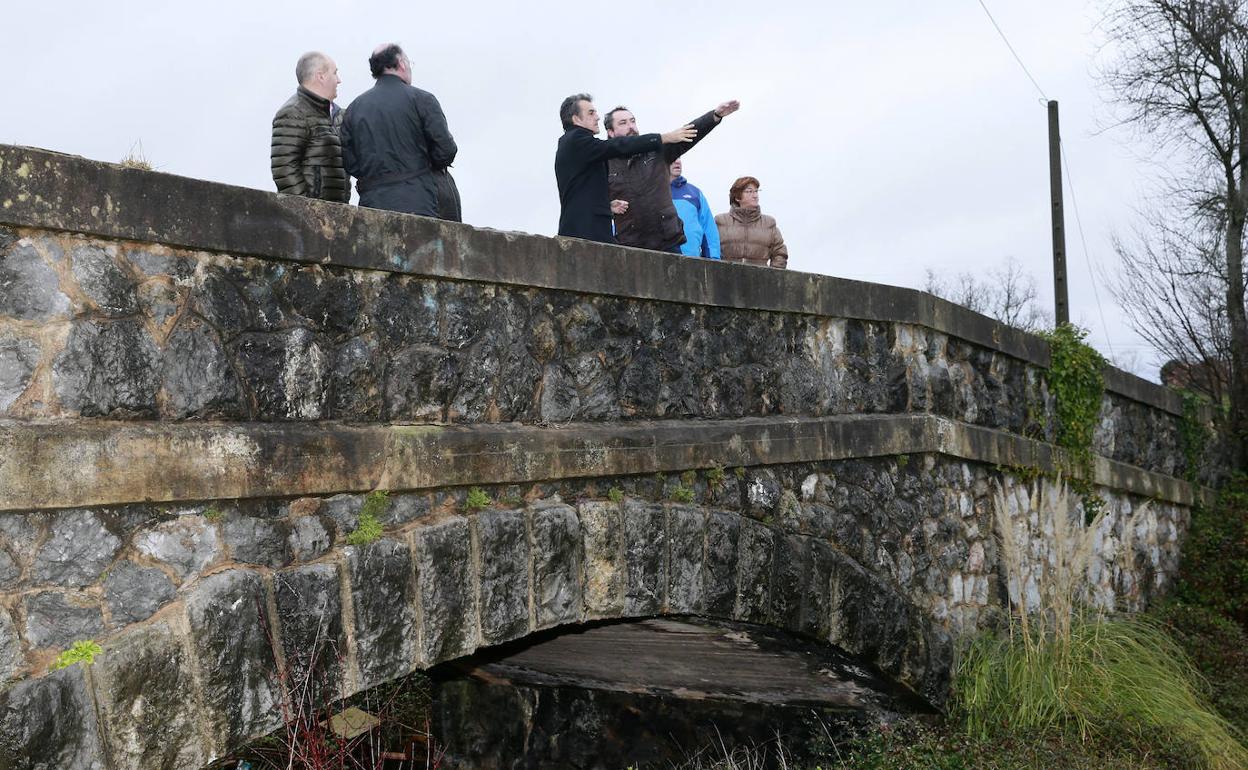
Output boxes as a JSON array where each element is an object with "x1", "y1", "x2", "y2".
[{"x1": 954, "y1": 478, "x2": 1248, "y2": 770}]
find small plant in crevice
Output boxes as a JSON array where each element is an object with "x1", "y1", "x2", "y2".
[
  {"x1": 464, "y1": 487, "x2": 491, "y2": 512},
  {"x1": 607, "y1": 486, "x2": 624, "y2": 504},
  {"x1": 706, "y1": 464, "x2": 726, "y2": 488},
  {"x1": 347, "y1": 491, "x2": 388, "y2": 546},
  {"x1": 670, "y1": 484, "x2": 695, "y2": 504},
  {"x1": 51, "y1": 640, "x2": 102, "y2": 671},
  {"x1": 203, "y1": 506, "x2": 224, "y2": 523},
  {"x1": 680, "y1": 469, "x2": 697, "y2": 487},
  {"x1": 733, "y1": 466, "x2": 746, "y2": 480}
]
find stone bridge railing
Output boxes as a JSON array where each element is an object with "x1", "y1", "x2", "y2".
[{"x1": 0, "y1": 144, "x2": 1199, "y2": 770}]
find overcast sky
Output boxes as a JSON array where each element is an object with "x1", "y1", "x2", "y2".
[{"x1": 3, "y1": 0, "x2": 1175, "y2": 378}]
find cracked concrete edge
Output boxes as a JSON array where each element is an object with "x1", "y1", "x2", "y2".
[
  {"x1": 0, "y1": 143, "x2": 1185, "y2": 417},
  {"x1": 0, "y1": 414, "x2": 1201, "y2": 513}
]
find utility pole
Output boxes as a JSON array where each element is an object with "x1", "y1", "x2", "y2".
[{"x1": 1048, "y1": 100, "x2": 1070, "y2": 326}]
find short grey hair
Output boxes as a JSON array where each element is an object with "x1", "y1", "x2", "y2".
[
  {"x1": 560, "y1": 93, "x2": 592, "y2": 130},
  {"x1": 295, "y1": 51, "x2": 330, "y2": 85}
]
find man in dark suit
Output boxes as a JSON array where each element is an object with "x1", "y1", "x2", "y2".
[
  {"x1": 340, "y1": 43, "x2": 458, "y2": 217},
  {"x1": 554, "y1": 93, "x2": 695, "y2": 243}
]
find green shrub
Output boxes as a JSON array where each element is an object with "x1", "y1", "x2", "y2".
[
  {"x1": 607, "y1": 486, "x2": 624, "y2": 503},
  {"x1": 51, "y1": 640, "x2": 103, "y2": 670},
  {"x1": 347, "y1": 490, "x2": 388, "y2": 546},
  {"x1": 1174, "y1": 482, "x2": 1248, "y2": 630},
  {"x1": 1155, "y1": 603, "x2": 1248, "y2": 737}
]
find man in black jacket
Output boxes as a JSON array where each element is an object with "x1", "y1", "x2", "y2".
[
  {"x1": 605, "y1": 100, "x2": 739, "y2": 252},
  {"x1": 555, "y1": 94, "x2": 695, "y2": 244},
  {"x1": 340, "y1": 44, "x2": 457, "y2": 217},
  {"x1": 270, "y1": 51, "x2": 351, "y2": 203}
]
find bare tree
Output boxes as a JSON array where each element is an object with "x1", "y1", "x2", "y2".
[
  {"x1": 924, "y1": 257, "x2": 1051, "y2": 332},
  {"x1": 1109, "y1": 208, "x2": 1234, "y2": 406},
  {"x1": 1101, "y1": 0, "x2": 1248, "y2": 462}
]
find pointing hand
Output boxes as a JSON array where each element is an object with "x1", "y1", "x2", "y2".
[
  {"x1": 661, "y1": 124, "x2": 697, "y2": 144},
  {"x1": 714, "y1": 100, "x2": 741, "y2": 118}
]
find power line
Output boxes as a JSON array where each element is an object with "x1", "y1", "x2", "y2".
[
  {"x1": 975, "y1": 0, "x2": 1050, "y2": 102},
  {"x1": 971, "y1": 1, "x2": 1125, "y2": 362},
  {"x1": 1060, "y1": 141, "x2": 1118, "y2": 361}
]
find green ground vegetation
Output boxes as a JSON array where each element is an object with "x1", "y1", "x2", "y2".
[{"x1": 839, "y1": 478, "x2": 1248, "y2": 770}]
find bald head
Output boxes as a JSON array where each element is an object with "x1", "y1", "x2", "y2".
[
  {"x1": 369, "y1": 43, "x2": 410, "y2": 83},
  {"x1": 295, "y1": 51, "x2": 339, "y2": 101}
]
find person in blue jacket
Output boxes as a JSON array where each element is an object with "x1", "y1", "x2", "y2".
[{"x1": 668, "y1": 158, "x2": 720, "y2": 259}]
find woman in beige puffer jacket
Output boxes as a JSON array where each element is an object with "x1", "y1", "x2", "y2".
[{"x1": 714, "y1": 176, "x2": 788, "y2": 268}]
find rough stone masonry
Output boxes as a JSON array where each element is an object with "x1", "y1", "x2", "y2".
[{"x1": 0, "y1": 144, "x2": 1204, "y2": 769}]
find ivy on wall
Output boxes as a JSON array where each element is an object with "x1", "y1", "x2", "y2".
[
  {"x1": 1040, "y1": 324, "x2": 1107, "y2": 521},
  {"x1": 1180, "y1": 390, "x2": 1211, "y2": 484}
]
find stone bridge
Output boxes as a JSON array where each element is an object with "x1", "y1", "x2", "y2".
[{"x1": 0, "y1": 145, "x2": 1201, "y2": 769}]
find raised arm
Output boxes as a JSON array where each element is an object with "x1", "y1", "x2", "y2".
[
  {"x1": 568, "y1": 129, "x2": 663, "y2": 163},
  {"x1": 270, "y1": 111, "x2": 308, "y2": 195},
  {"x1": 663, "y1": 100, "x2": 739, "y2": 162}
]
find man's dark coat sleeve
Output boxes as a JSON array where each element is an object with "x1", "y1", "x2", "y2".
[
  {"x1": 663, "y1": 110, "x2": 720, "y2": 162},
  {"x1": 417, "y1": 92, "x2": 458, "y2": 170}
]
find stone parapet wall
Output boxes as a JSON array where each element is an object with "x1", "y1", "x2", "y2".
[
  {"x1": 0, "y1": 144, "x2": 1199, "y2": 480},
  {"x1": 0, "y1": 225, "x2": 1189, "y2": 477},
  {"x1": 0, "y1": 143, "x2": 1203, "y2": 770},
  {"x1": 0, "y1": 456, "x2": 1184, "y2": 769}
]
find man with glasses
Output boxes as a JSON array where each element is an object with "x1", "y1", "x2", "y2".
[{"x1": 340, "y1": 43, "x2": 458, "y2": 217}]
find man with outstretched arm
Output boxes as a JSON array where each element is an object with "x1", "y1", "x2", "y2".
[
  {"x1": 554, "y1": 93, "x2": 695, "y2": 244},
  {"x1": 605, "y1": 100, "x2": 739, "y2": 252}
]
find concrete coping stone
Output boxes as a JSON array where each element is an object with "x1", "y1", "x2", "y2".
[
  {"x1": 0, "y1": 143, "x2": 1183, "y2": 417},
  {"x1": 0, "y1": 414, "x2": 1201, "y2": 513}
]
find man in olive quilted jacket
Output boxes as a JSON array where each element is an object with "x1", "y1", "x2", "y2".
[{"x1": 270, "y1": 52, "x2": 351, "y2": 203}]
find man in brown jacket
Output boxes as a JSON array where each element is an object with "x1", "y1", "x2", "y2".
[
  {"x1": 270, "y1": 52, "x2": 351, "y2": 203},
  {"x1": 605, "y1": 100, "x2": 739, "y2": 253}
]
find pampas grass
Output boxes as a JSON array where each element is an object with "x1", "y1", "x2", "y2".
[{"x1": 954, "y1": 478, "x2": 1248, "y2": 770}]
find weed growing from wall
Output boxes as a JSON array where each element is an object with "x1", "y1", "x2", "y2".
[
  {"x1": 706, "y1": 464, "x2": 726, "y2": 488},
  {"x1": 347, "y1": 491, "x2": 388, "y2": 546},
  {"x1": 670, "y1": 484, "x2": 695, "y2": 504},
  {"x1": 51, "y1": 640, "x2": 102, "y2": 670},
  {"x1": 464, "y1": 487, "x2": 491, "y2": 512}
]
